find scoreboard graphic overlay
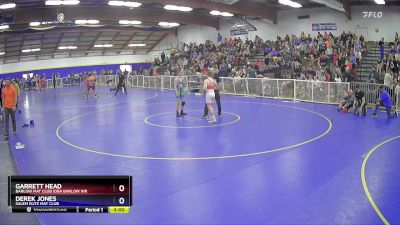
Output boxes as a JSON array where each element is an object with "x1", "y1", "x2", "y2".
[{"x1": 8, "y1": 176, "x2": 132, "y2": 213}]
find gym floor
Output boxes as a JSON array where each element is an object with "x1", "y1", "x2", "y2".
[{"x1": 2, "y1": 86, "x2": 400, "y2": 224}]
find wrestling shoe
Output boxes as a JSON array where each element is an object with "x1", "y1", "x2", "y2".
[{"x1": 208, "y1": 116, "x2": 216, "y2": 123}]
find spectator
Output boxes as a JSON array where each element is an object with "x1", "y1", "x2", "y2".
[
  {"x1": 359, "y1": 34, "x2": 365, "y2": 43},
  {"x1": 351, "y1": 52, "x2": 357, "y2": 69},
  {"x1": 164, "y1": 69, "x2": 170, "y2": 76},
  {"x1": 2, "y1": 80, "x2": 17, "y2": 137},
  {"x1": 161, "y1": 52, "x2": 165, "y2": 63},
  {"x1": 343, "y1": 67, "x2": 352, "y2": 82},
  {"x1": 384, "y1": 71, "x2": 393, "y2": 88},
  {"x1": 334, "y1": 73, "x2": 342, "y2": 82},
  {"x1": 324, "y1": 68, "x2": 331, "y2": 82},
  {"x1": 379, "y1": 38, "x2": 385, "y2": 60},
  {"x1": 247, "y1": 65, "x2": 256, "y2": 78},
  {"x1": 52, "y1": 73, "x2": 57, "y2": 89},
  {"x1": 394, "y1": 81, "x2": 400, "y2": 98}
]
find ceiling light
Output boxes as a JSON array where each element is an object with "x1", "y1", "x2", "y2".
[
  {"x1": 164, "y1": 5, "x2": 193, "y2": 12},
  {"x1": 58, "y1": 46, "x2": 77, "y2": 50},
  {"x1": 278, "y1": 0, "x2": 302, "y2": 8},
  {"x1": 125, "y1": 1, "x2": 141, "y2": 7},
  {"x1": 94, "y1": 44, "x2": 113, "y2": 48},
  {"x1": 119, "y1": 20, "x2": 142, "y2": 25},
  {"x1": 62, "y1": 0, "x2": 80, "y2": 5},
  {"x1": 87, "y1": 20, "x2": 99, "y2": 24},
  {"x1": 210, "y1": 10, "x2": 220, "y2": 16},
  {"x1": 210, "y1": 10, "x2": 234, "y2": 17},
  {"x1": 75, "y1": 20, "x2": 99, "y2": 25},
  {"x1": 0, "y1": 24, "x2": 9, "y2": 29},
  {"x1": 0, "y1": 3, "x2": 16, "y2": 9},
  {"x1": 233, "y1": 24, "x2": 246, "y2": 28},
  {"x1": 22, "y1": 48, "x2": 41, "y2": 53},
  {"x1": 119, "y1": 20, "x2": 129, "y2": 25},
  {"x1": 308, "y1": 0, "x2": 344, "y2": 12},
  {"x1": 45, "y1": 0, "x2": 61, "y2": 5},
  {"x1": 374, "y1": 0, "x2": 385, "y2": 4},
  {"x1": 75, "y1": 20, "x2": 87, "y2": 24},
  {"x1": 29, "y1": 22, "x2": 41, "y2": 27},
  {"x1": 158, "y1": 22, "x2": 180, "y2": 27},
  {"x1": 41, "y1": 21, "x2": 53, "y2": 25},
  {"x1": 128, "y1": 43, "x2": 146, "y2": 47},
  {"x1": 45, "y1": 0, "x2": 80, "y2": 5},
  {"x1": 0, "y1": 52, "x2": 5, "y2": 55},
  {"x1": 108, "y1": 0, "x2": 124, "y2": 6},
  {"x1": 108, "y1": 1, "x2": 141, "y2": 7}
]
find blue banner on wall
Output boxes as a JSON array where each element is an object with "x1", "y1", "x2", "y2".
[
  {"x1": 312, "y1": 23, "x2": 337, "y2": 31},
  {"x1": 0, "y1": 13, "x2": 15, "y2": 24},
  {"x1": 230, "y1": 28, "x2": 248, "y2": 36},
  {"x1": 0, "y1": 63, "x2": 152, "y2": 79}
]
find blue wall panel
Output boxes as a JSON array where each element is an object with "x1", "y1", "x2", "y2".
[{"x1": 0, "y1": 63, "x2": 152, "y2": 79}]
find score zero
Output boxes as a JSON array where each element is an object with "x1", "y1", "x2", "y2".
[{"x1": 118, "y1": 185, "x2": 126, "y2": 205}]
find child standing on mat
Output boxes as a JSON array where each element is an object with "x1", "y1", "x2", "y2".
[
  {"x1": 111, "y1": 72, "x2": 127, "y2": 95},
  {"x1": 373, "y1": 85, "x2": 398, "y2": 118},
  {"x1": 39, "y1": 76, "x2": 46, "y2": 92},
  {"x1": 203, "y1": 71, "x2": 218, "y2": 123},
  {"x1": 203, "y1": 69, "x2": 222, "y2": 118},
  {"x1": 174, "y1": 73, "x2": 187, "y2": 117},
  {"x1": 84, "y1": 73, "x2": 98, "y2": 99}
]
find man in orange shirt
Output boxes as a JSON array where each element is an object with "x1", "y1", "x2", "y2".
[{"x1": 2, "y1": 80, "x2": 17, "y2": 137}]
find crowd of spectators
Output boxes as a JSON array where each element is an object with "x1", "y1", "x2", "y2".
[
  {"x1": 149, "y1": 31, "x2": 400, "y2": 101},
  {"x1": 153, "y1": 38, "x2": 254, "y2": 78},
  {"x1": 153, "y1": 31, "x2": 371, "y2": 84},
  {"x1": 369, "y1": 32, "x2": 400, "y2": 88}
]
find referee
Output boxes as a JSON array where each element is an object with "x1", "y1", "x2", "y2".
[
  {"x1": 114, "y1": 72, "x2": 127, "y2": 95},
  {"x1": 203, "y1": 69, "x2": 222, "y2": 118}
]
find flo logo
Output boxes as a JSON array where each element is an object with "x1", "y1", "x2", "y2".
[{"x1": 363, "y1": 12, "x2": 383, "y2": 18}]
